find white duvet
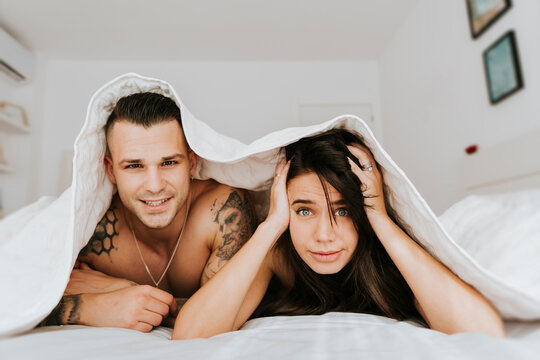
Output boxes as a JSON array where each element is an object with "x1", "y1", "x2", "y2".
[{"x1": 1, "y1": 73, "x2": 539, "y2": 339}]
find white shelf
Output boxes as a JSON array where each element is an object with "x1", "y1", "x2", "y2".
[
  {"x1": 0, "y1": 112, "x2": 31, "y2": 133},
  {"x1": 0, "y1": 163, "x2": 12, "y2": 173}
]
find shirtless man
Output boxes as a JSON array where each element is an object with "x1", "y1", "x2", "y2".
[{"x1": 43, "y1": 92, "x2": 256, "y2": 332}]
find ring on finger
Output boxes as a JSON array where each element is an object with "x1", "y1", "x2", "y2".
[{"x1": 361, "y1": 162, "x2": 373, "y2": 171}]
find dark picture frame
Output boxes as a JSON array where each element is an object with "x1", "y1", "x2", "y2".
[
  {"x1": 483, "y1": 30, "x2": 523, "y2": 104},
  {"x1": 466, "y1": 0, "x2": 512, "y2": 39}
]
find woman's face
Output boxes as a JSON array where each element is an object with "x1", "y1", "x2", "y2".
[{"x1": 287, "y1": 172, "x2": 358, "y2": 274}]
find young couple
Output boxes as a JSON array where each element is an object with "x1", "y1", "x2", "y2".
[{"x1": 44, "y1": 92, "x2": 505, "y2": 338}]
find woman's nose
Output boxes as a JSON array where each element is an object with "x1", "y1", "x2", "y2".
[{"x1": 315, "y1": 214, "x2": 335, "y2": 242}]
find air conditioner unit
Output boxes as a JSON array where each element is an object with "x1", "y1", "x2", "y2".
[{"x1": 0, "y1": 28, "x2": 34, "y2": 83}]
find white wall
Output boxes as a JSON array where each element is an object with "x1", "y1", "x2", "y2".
[
  {"x1": 0, "y1": 53, "x2": 47, "y2": 217},
  {"x1": 379, "y1": 0, "x2": 540, "y2": 214},
  {"x1": 31, "y1": 60, "x2": 380, "y2": 208}
]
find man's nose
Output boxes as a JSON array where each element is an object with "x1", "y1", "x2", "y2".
[{"x1": 144, "y1": 167, "x2": 166, "y2": 194}]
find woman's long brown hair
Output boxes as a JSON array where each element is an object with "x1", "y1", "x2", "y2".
[{"x1": 254, "y1": 129, "x2": 424, "y2": 323}]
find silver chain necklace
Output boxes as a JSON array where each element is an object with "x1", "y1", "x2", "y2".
[{"x1": 125, "y1": 196, "x2": 190, "y2": 288}]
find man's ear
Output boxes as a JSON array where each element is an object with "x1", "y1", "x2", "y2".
[
  {"x1": 104, "y1": 155, "x2": 117, "y2": 184},
  {"x1": 189, "y1": 150, "x2": 198, "y2": 178}
]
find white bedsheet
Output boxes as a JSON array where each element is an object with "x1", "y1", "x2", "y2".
[
  {"x1": 1, "y1": 73, "x2": 540, "y2": 339},
  {"x1": 2, "y1": 313, "x2": 540, "y2": 360}
]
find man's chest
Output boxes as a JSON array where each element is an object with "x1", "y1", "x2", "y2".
[{"x1": 81, "y1": 230, "x2": 212, "y2": 297}]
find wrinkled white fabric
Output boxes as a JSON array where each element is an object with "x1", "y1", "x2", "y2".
[
  {"x1": 2, "y1": 313, "x2": 540, "y2": 360},
  {"x1": 440, "y1": 190, "x2": 540, "y2": 301},
  {"x1": 1, "y1": 73, "x2": 539, "y2": 337}
]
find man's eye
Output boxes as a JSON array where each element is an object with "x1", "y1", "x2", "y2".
[
  {"x1": 297, "y1": 209, "x2": 312, "y2": 216},
  {"x1": 163, "y1": 161, "x2": 176, "y2": 166},
  {"x1": 335, "y1": 208, "x2": 349, "y2": 217}
]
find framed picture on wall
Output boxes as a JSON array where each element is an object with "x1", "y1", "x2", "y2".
[
  {"x1": 466, "y1": 0, "x2": 512, "y2": 39},
  {"x1": 483, "y1": 30, "x2": 523, "y2": 104}
]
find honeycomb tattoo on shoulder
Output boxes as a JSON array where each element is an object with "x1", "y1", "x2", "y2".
[{"x1": 79, "y1": 207, "x2": 119, "y2": 258}]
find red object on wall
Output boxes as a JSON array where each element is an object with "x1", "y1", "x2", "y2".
[{"x1": 465, "y1": 145, "x2": 478, "y2": 154}]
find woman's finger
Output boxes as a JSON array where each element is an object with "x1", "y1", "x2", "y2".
[
  {"x1": 347, "y1": 145, "x2": 372, "y2": 166},
  {"x1": 274, "y1": 158, "x2": 286, "y2": 177},
  {"x1": 279, "y1": 159, "x2": 291, "y2": 181},
  {"x1": 273, "y1": 158, "x2": 289, "y2": 188},
  {"x1": 348, "y1": 157, "x2": 362, "y2": 176}
]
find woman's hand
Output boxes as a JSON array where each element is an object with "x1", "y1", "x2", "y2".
[
  {"x1": 347, "y1": 144, "x2": 387, "y2": 220},
  {"x1": 65, "y1": 262, "x2": 136, "y2": 295},
  {"x1": 265, "y1": 158, "x2": 291, "y2": 234}
]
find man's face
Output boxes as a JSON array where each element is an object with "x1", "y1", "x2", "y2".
[{"x1": 105, "y1": 119, "x2": 196, "y2": 229}]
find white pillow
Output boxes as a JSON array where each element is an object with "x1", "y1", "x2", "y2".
[{"x1": 440, "y1": 189, "x2": 540, "y2": 300}]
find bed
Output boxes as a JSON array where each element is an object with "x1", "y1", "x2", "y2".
[
  {"x1": 3, "y1": 314, "x2": 540, "y2": 360},
  {"x1": 1, "y1": 74, "x2": 540, "y2": 359}
]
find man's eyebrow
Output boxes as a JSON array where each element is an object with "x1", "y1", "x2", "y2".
[
  {"x1": 119, "y1": 153, "x2": 185, "y2": 165},
  {"x1": 119, "y1": 158, "x2": 142, "y2": 165},
  {"x1": 162, "y1": 153, "x2": 185, "y2": 161}
]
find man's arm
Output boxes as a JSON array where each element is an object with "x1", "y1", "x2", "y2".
[
  {"x1": 40, "y1": 286, "x2": 178, "y2": 331},
  {"x1": 41, "y1": 295, "x2": 83, "y2": 326},
  {"x1": 41, "y1": 207, "x2": 177, "y2": 331},
  {"x1": 201, "y1": 190, "x2": 257, "y2": 285}
]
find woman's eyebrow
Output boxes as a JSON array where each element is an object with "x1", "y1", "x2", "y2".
[
  {"x1": 291, "y1": 199, "x2": 314, "y2": 206},
  {"x1": 291, "y1": 199, "x2": 346, "y2": 206}
]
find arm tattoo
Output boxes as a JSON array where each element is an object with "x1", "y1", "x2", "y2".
[
  {"x1": 201, "y1": 191, "x2": 255, "y2": 285},
  {"x1": 79, "y1": 207, "x2": 119, "y2": 259},
  {"x1": 41, "y1": 295, "x2": 82, "y2": 326},
  {"x1": 212, "y1": 191, "x2": 255, "y2": 261}
]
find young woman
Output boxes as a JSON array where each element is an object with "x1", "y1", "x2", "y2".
[{"x1": 172, "y1": 129, "x2": 505, "y2": 339}]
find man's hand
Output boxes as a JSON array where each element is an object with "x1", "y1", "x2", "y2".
[
  {"x1": 65, "y1": 262, "x2": 136, "y2": 295},
  {"x1": 80, "y1": 285, "x2": 179, "y2": 332}
]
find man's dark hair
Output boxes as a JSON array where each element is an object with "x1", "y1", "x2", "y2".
[{"x1": 105, "y1": 92, "x2": 182, "y2": 135}]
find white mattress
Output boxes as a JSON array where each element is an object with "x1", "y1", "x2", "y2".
[{"x1": 2, "y1": 313, "x2": 539, "y2": 360}]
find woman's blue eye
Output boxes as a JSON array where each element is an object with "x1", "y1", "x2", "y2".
[
  {"x1": 297, "y1": 209, "x2": 312, "y2": 216},
  {"x1": 126, "y1": 164, "x2": 141, "y2": 169},
  {"x1": 335, "y1": 208, "x2": 349, "y2": 217},
  {"x1": 163, "y1": 161, "x2": 176, "y2": 166}
]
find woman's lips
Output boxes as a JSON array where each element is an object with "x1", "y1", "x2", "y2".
[{"x1": 309, "y1": 250, "x2": 343, "y2": 263}]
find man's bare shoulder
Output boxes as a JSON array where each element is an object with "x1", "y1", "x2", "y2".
[
  {"x1": 190, "y1": 180, "x2": 253, "y2": 219},
  {"x1": 78, "y1": 196, "x2": 125, "y2": 263},
  {"x1": 193, "y1": 180, "x2": 258, "y2": 285}
]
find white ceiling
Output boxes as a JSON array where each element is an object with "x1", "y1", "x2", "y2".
[{"x1": 0, "y1": 0, "x2": 418, "y2": 61}]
